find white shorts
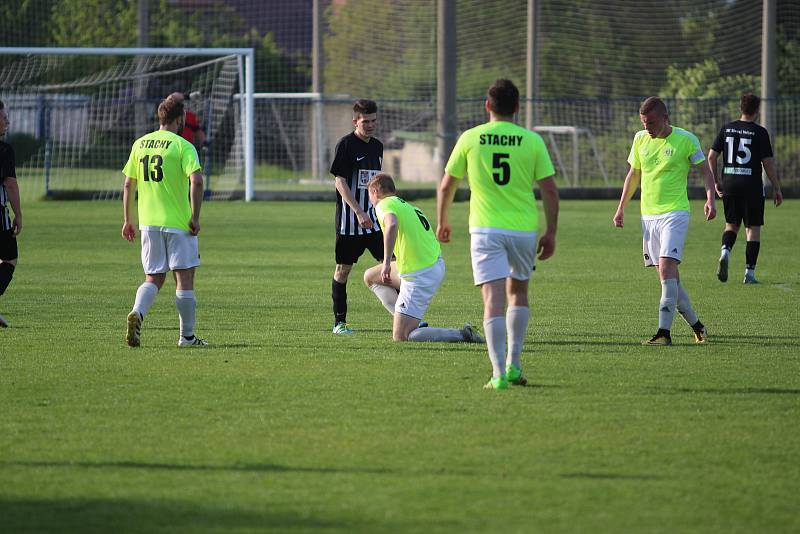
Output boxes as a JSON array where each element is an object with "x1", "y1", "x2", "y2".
[
  {"x1": 470, "y1": 232, "x2": 537, "y2": 285},
  {"x1": 141, "y1": 229, "x2": 200, "y2": 274},
  {"x1": 640, "y1": 211, "x2": 689, "y2": 267},
  {"x1": 396, "y1": 257, "x2": 445, "y2": 321}
]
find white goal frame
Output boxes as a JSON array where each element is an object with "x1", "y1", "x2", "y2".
[{"x1": 0, "y1": 46, "x2": 256, "y2": 201}]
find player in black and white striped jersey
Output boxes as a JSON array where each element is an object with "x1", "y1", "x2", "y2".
[
  {"x1": 0, "y1": 100, "x2": 22, "y2": 328},
  {"x1": 329, "y1": 99, "x2": 384, "y2": 334}
]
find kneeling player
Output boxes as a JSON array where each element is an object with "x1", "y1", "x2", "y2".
[{"x1": 363, "y1": 173, "x2": 484, "y2": 343}]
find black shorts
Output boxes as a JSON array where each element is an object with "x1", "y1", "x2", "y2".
[
  {"x1": 723, "y1": 194, "x2": 765, "y2": 227},
  {"x1": 0, "y1": 230, "x2": 18, "y2": 261},
  {"x1": 335, "y1": 232, "x2": 384, "y2": 265}
]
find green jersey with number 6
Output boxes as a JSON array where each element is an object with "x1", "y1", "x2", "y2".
[
  {"x1": 375, "y1": 195, "x2": 441, "y2": 275},
  {"x1": 445, "y1": 121, "x2": 555, "y2": 233},
  {"x1": 122, "y1": 130, "x2": 201, "y2": 231}
]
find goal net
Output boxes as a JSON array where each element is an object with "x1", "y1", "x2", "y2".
[{"x1": 0, "y1": 47, "x2": 254, "y2": 201}]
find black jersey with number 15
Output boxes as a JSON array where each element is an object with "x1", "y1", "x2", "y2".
[
  {"x1": 329, "y1": 132, "x2": 383, "y2": 236},
  {"x1": 711, "y1": 120, "x2": 773, "y2": 196}
]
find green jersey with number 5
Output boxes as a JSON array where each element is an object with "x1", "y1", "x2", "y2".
[
  {"x1": 375, "y1": 195, "x2": 441, "y2": 275},
  {"x1": 122, "y1": 130, "x2": 201, "y2": 231},
  {"x1": 445, "y1": 121, "x2": 554, "y2": 233}
]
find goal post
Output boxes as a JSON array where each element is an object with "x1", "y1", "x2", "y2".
[{"x1": 0, "y1": 47, "x2": 256, "y2": 201}]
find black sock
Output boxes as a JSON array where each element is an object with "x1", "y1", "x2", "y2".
[
  {"x1": 0, "y1": 262, "x2": 14, "y2": 296},
  {"x1": 332, "y1": 279, "x2": 347, "y2": 324},
  {"x1": 721, "y1": 230, "x2": 737, "y2": 252},
  {"x1": 691, "y1": 320, "x2": 704, "y2": 331},
  {"x1": 745, "y1": 241, "x2": 760, "y2": 270}
]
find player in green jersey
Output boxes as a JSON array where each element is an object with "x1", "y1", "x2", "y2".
[
  {"x1": 613, "y1": 96, "x2": 717, "y2": 346},
  {"x1": 437, "y1": 79, "x2": 560, "y2": 390},
  {"x1": 363, "y1": 173, "x2": 485, "y2": 343},
  {"x1": 122, "y1": 92, "x2": 207, "y2": 348}
]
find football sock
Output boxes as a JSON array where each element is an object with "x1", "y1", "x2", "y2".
[
  {"x1": 0, "y1": 262, "x2": 15, "y2": 296},
  {"x1": 658, "y1": 278, "x2": 678, "y2": 331},
  {"x1": 408, "y1": 327, "x2": 464, "y2": 343},
  {"x1": 506, "y1": 306, "x2": 530, "y2": 369},
  {"x1": 132, "y1": 282, "x2": 158, "y2": 317},
  {"x1": 175, "y1": 289, "x2": 196, "y2": 338},
  {"x1": 721, "y1": 230, "x2": 737, "y2": 256},
  {"x1": 332, "y1": 279, "x2": 347, "y2": 324},
  {"x1": 745, "y1": 241, "x2": 760, "y2": 270},
  {"x1": 369, "y1": 283, "x2": 398, "y2": 315},
  {"x1": 676, "y1": 284, "x2": 699, "y2": 326},
  {"x1": 483, "y1": 316, "x2": 507, "y2": 379}
]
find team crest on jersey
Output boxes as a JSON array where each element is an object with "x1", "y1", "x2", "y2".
[{"x1": 665, "y1": 148, "x2": 674, "y2": 157}]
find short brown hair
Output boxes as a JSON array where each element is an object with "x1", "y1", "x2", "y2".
[
  {"x1": 353, "y1": 99, "x2": 377, "y2": 118},
  {"x1": 740, "y1": 92, "x2": 761, "y2": 115},
  {"x1": 157, "y1": 93, "x2": 184, "y2": 125},
  {"x1": 639, "y1": 96, "x2": 668, "y2": 116},
  {"x1": 367, "y1": 172, "x2": 396, "y2": 194},
  {"x1": 487, "y1": 79, "x2": 519, "y2": 116}
]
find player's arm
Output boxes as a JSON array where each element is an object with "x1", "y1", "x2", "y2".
[
  {"x1": 698, "y1": 159, "x2": 717, "y2": 221},
  {"x1": 536, "y1": 176, "x2": 559, "y2": 260},
  {"x1": 436, "y1": 173, "x2": 459, "y2": 243},
  {"x1": 613, "y1": 166, "x2": 641, "y2": 228},
  {"x1": 189, "y1": 171, "x2": 203, "y2": 235},
  {"x1": 707, "y1": 149, "x2": 723, "y2": 198},
  {"x1": 762, "y1": 157, "x2": 783, "y2": 207},
  {"x1": 122, "y1": 176, "x2": 137, "y2": 242},
  {"x1": 334, "y1": 176, "x2": 372, "y2": 228},
  {"x1": 3, "y1": 176, "x2": 22, "y2": 236},
  {"x1": 380, "y1": 213, "x2": 399, "y2": 284}
]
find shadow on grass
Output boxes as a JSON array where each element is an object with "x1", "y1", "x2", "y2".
[
  {"x1": 560, "y1": 472, "x2": 663, "y2": 481},
  {"x1": 0, "y1": 497, "x2": 347, "y2": 532},
  {"x1": 657, "y1": 387, "x2": 800, "y2": 395},
  {"x1": 1, "y1": 459, "x2": 392, "y2": 475}
]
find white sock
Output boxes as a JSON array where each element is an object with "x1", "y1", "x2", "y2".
[
  {"x1": 408, "y1": 327, "x2": 464, "y2": 343},
  {"x1": 658, "y1": 279, "x2": 678, "y2": 331},
  {"x1": 506, "y1": 306, "x2": 530, "y2": 369},
  {"x1": 133, "y1": 282, "x2": 158, "y2": 318},
  {"x1": 483, "y1": 316, "x2": 507, "y2": 379},
  {"x1": 676, "y1": 284, "x2": 698, "y2": 326},
  {"x1": 369, "y1": 284, "x2": 398, "y2": 315},
  {"x1": 175, "y1": 289, "x2": 196, "y2": 338}
]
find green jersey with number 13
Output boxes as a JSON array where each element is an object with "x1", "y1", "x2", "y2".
[{"x1": 122, "y1": 130, "x2": 201, "y2": 231}]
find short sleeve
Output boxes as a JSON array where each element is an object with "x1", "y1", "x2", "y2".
[
  {"x1": 444, "y1": 133, "x2": 468, "y2": 179},
  {"x1": 686, "y1": 132, "x2": 705, "y2": 165},
  {"x1": 122, "y1": 145, "x2": 138, "y2": 179},
  {"x1": 375, "y1": 199, "x2": 394, "y2": 230},
  {"x1": 627, "y1": 133, "x2": 641, "y2": 169},
  {"x1": 182, "y1": 142, "x2": 202, "y2": 176},
  {"x1": 710, "y1": 127, "x2": 725, "y2": 153},
  {"x1": 532, "y1": 134, "x2": 555, "y2": 181},
  {"x1": 0, "y1": 144, "x2": 17, "y2": 182},
  {"x1": 760, "y1": 128, "x2": 774, "y2": 159},
  {"x1": 329, "y1": 137, "x2": 350, "y2": 178}
]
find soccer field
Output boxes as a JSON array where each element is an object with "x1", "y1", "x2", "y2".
[{"x1": 1, "y1": 198, "x2": 798, "y2": 532}]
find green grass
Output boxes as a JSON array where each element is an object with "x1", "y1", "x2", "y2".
[{"x1": 1, "y1": 199, "x2": 798, "y2": 533}]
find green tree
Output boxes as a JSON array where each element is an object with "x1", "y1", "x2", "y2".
[{"x1": 0, "y1": 0, "x2": 54, "y2": 47}]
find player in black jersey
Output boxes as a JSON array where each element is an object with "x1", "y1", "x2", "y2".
[
  {"x1": 328, "y1": 99, "x2": 384, "y2": 334},
  {"x1": 0, "y1": 100, "x2": 22, "y2": 328},
  {"x1": 708, "y1": 92, "x2": 783, "y2": 284}
]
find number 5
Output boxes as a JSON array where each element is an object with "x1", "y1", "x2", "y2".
[{"x1": 492, "y1": 153, "x2": 510, "y2": 185}]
